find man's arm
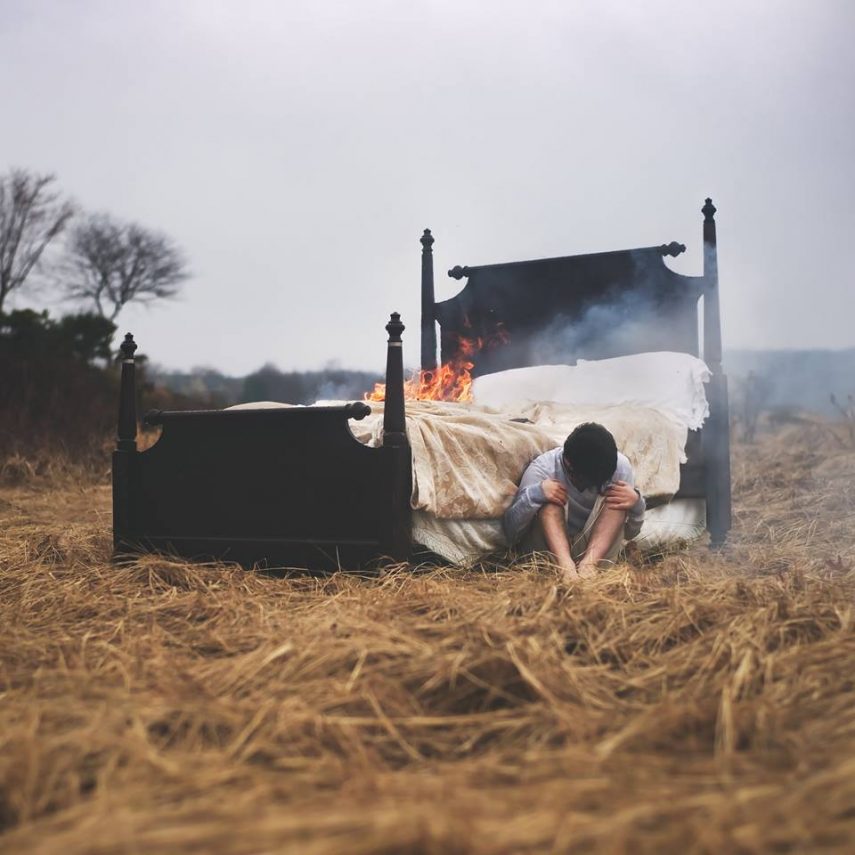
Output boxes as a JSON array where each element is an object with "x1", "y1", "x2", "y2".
[
  {"x1": 502, "y1": 453, "x2": 555, "y2": 545},
  {"x1": 605, "y1": 456, "x2": 646, "y2": 539},
  {"x1": 624, "y1": 488, "x2": 645, "y2": 539}
]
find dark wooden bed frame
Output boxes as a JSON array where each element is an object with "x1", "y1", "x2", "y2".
[
  {"x1": 113, "y1": 315, "x2": 412, "y2": 570},
  {"x1": 113, "y1": 198, "x2": 730, "y2": 568}
]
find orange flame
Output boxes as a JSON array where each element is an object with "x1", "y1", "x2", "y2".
[{"x1": 365, "y1": 324, "x2": 509, "y2": 403}]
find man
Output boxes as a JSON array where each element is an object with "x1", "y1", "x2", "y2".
[{"x1": 503, "y1": 422, "x2": 644, "y2": 582}]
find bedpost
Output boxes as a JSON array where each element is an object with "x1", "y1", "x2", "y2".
[
  {"x1": 701, "y1": 199, "x2": 732, "y2": 546},
  {"x1": 381, "y1": 313, "x2": 412, "y2": 561},
  {"x1": 112, "y1": 333, "x2": 138, "y2": 554},
  {"x1": 420, "y1": 229, "x2": 437, "y2": 372}
]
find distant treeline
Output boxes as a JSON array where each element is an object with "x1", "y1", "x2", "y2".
[
  {"x1": 0, "y1": 309, "x2": 213, "y2": 465},
  {"x1": 149, "y1": 364, "x2": 382, "y2": 407},
  {"x1": 0, "y1": 309, "x2": 118, "y2": 461}
]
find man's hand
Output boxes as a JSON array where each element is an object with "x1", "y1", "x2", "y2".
[
  {"x1": 541, "y1": 479, "x2": 568, "y2": 506},
  {"x1": 605, "y1": 480, "x2": 639, "y2": 511}
]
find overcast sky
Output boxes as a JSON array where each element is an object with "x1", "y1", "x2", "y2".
[{"x1": 3, "y1": 0, "x2": 853, "y2": 374}]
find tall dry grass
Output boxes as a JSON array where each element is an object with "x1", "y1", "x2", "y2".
[{"x1": 1, "y1": 423, "x2": 853, "y2": 854}]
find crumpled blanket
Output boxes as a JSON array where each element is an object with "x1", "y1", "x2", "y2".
[{"x1": 352, "y1": 400, "x2": 687, "y2": 520}]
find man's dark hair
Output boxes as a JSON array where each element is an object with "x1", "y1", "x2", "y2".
[{"x1": 563, "y1": 423, "x2": 617, "y2": 489}]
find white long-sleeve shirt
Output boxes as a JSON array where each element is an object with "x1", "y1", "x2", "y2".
[{"x1": 502, "y1": 447, "x2": 645, "y2": 545}]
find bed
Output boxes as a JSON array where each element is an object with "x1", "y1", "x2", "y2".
[{"x1": 112, "y1": 198, "x2": 730, "y2": 568}]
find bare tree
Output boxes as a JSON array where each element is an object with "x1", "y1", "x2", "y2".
[
  {"x1": 63, "y1": 214, "x2": 189, "y2": 321},
  {"x1": 0, "y1": 169, "x2": 75, "y2": 315}
]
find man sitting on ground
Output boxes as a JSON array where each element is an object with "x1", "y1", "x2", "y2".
[{"x1": 503, "y1": 422, "x2": 645, "y2": 582}]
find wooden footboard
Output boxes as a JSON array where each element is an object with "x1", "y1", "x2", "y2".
[{"x1": 113, "y1": 315, "x2": 412, "y2": 570}]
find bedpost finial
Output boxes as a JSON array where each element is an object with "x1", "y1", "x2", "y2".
[
  {"x1": 386, "y1": 312, "x2": 405, "y2": 342},
  {"x1": 659, "y1": 241, "x2": 687, "y2": 258},
  {"x1": 120, "y1": 332, "x2": 137, "y2": 360},
  {"x1": 702, "y1": 198, "x2": 716, "y2": 222},
  {"x1": 421, "y1": 229, "x2": 434, "y2": 250}
]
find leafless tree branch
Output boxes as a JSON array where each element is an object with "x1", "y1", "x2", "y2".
[
  {"x1": 63, "y1": 214, "x2": 190, "y2": 321},
  {"x1": 0, "y1": 168, "x2": 76, "y2": 314}
]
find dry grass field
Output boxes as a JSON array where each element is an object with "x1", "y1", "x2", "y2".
[{"x1": 1, "y1": 423, "x2": 854, "y2": 854}]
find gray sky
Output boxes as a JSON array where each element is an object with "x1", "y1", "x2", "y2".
[{"x1": 3, "y1": 0, "x2": 854, "y2": 374}]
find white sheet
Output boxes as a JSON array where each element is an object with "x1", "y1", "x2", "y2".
[{"x1": 472, "y1": 352, "x2": 711, "y2": 430}]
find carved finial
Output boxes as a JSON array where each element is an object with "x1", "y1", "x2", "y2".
[
  {"x1": 120, "y1": 332, "x2": 137, "y2": 360},
  {"x1": 420, "y1": 229, "x2": 434, "y2": 249},
  {"x1": 345, "y1": 402, "x2": 372, "y2": 421},
  {"x1": 448, "y1": 265, "x2": 469, "y2": 280},
  {"x1": 386, "y1": 312, "x2": 405, "y2": 342},
  {"x1": 659, "y1": 241, "x2": 687, "y2": 258},
  {"x1": 702, "y1": 198, "x2": 717, "y2": 222}
]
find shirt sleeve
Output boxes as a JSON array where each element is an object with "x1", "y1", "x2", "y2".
[
  {"x1": 609, "y1": 455, "x2": 646, "y2": 539},
  {"x1": 502, "y1": 453, "x2": 552, "y2": 545}
]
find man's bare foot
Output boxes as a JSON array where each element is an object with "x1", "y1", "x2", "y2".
[{"x1": 577, "y1": 560, "x2": 597, "y2": 579}]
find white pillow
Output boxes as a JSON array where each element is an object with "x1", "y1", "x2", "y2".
[{"x1": 471, "y1": 352, "x2": 711, "y2": 430}]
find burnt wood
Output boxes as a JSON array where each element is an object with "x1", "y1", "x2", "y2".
[
  {"x1": 112, "y1": 315, "x2": 412, "y2": 569},
  {"x1": 420, "y1": 200, "x2": 731, "y2": 545}
]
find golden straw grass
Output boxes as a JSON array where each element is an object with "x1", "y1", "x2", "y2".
[{"x1": 1, "y1": 423, "x2": 854, "y2": 853}]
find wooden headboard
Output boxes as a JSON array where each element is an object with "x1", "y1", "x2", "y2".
[
  {"x1": 434, "y1": 242, "x2": 701, "y2": 376},
  {"x1": 419, "y1": 199, "x2": 732, "y2": 545}
]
